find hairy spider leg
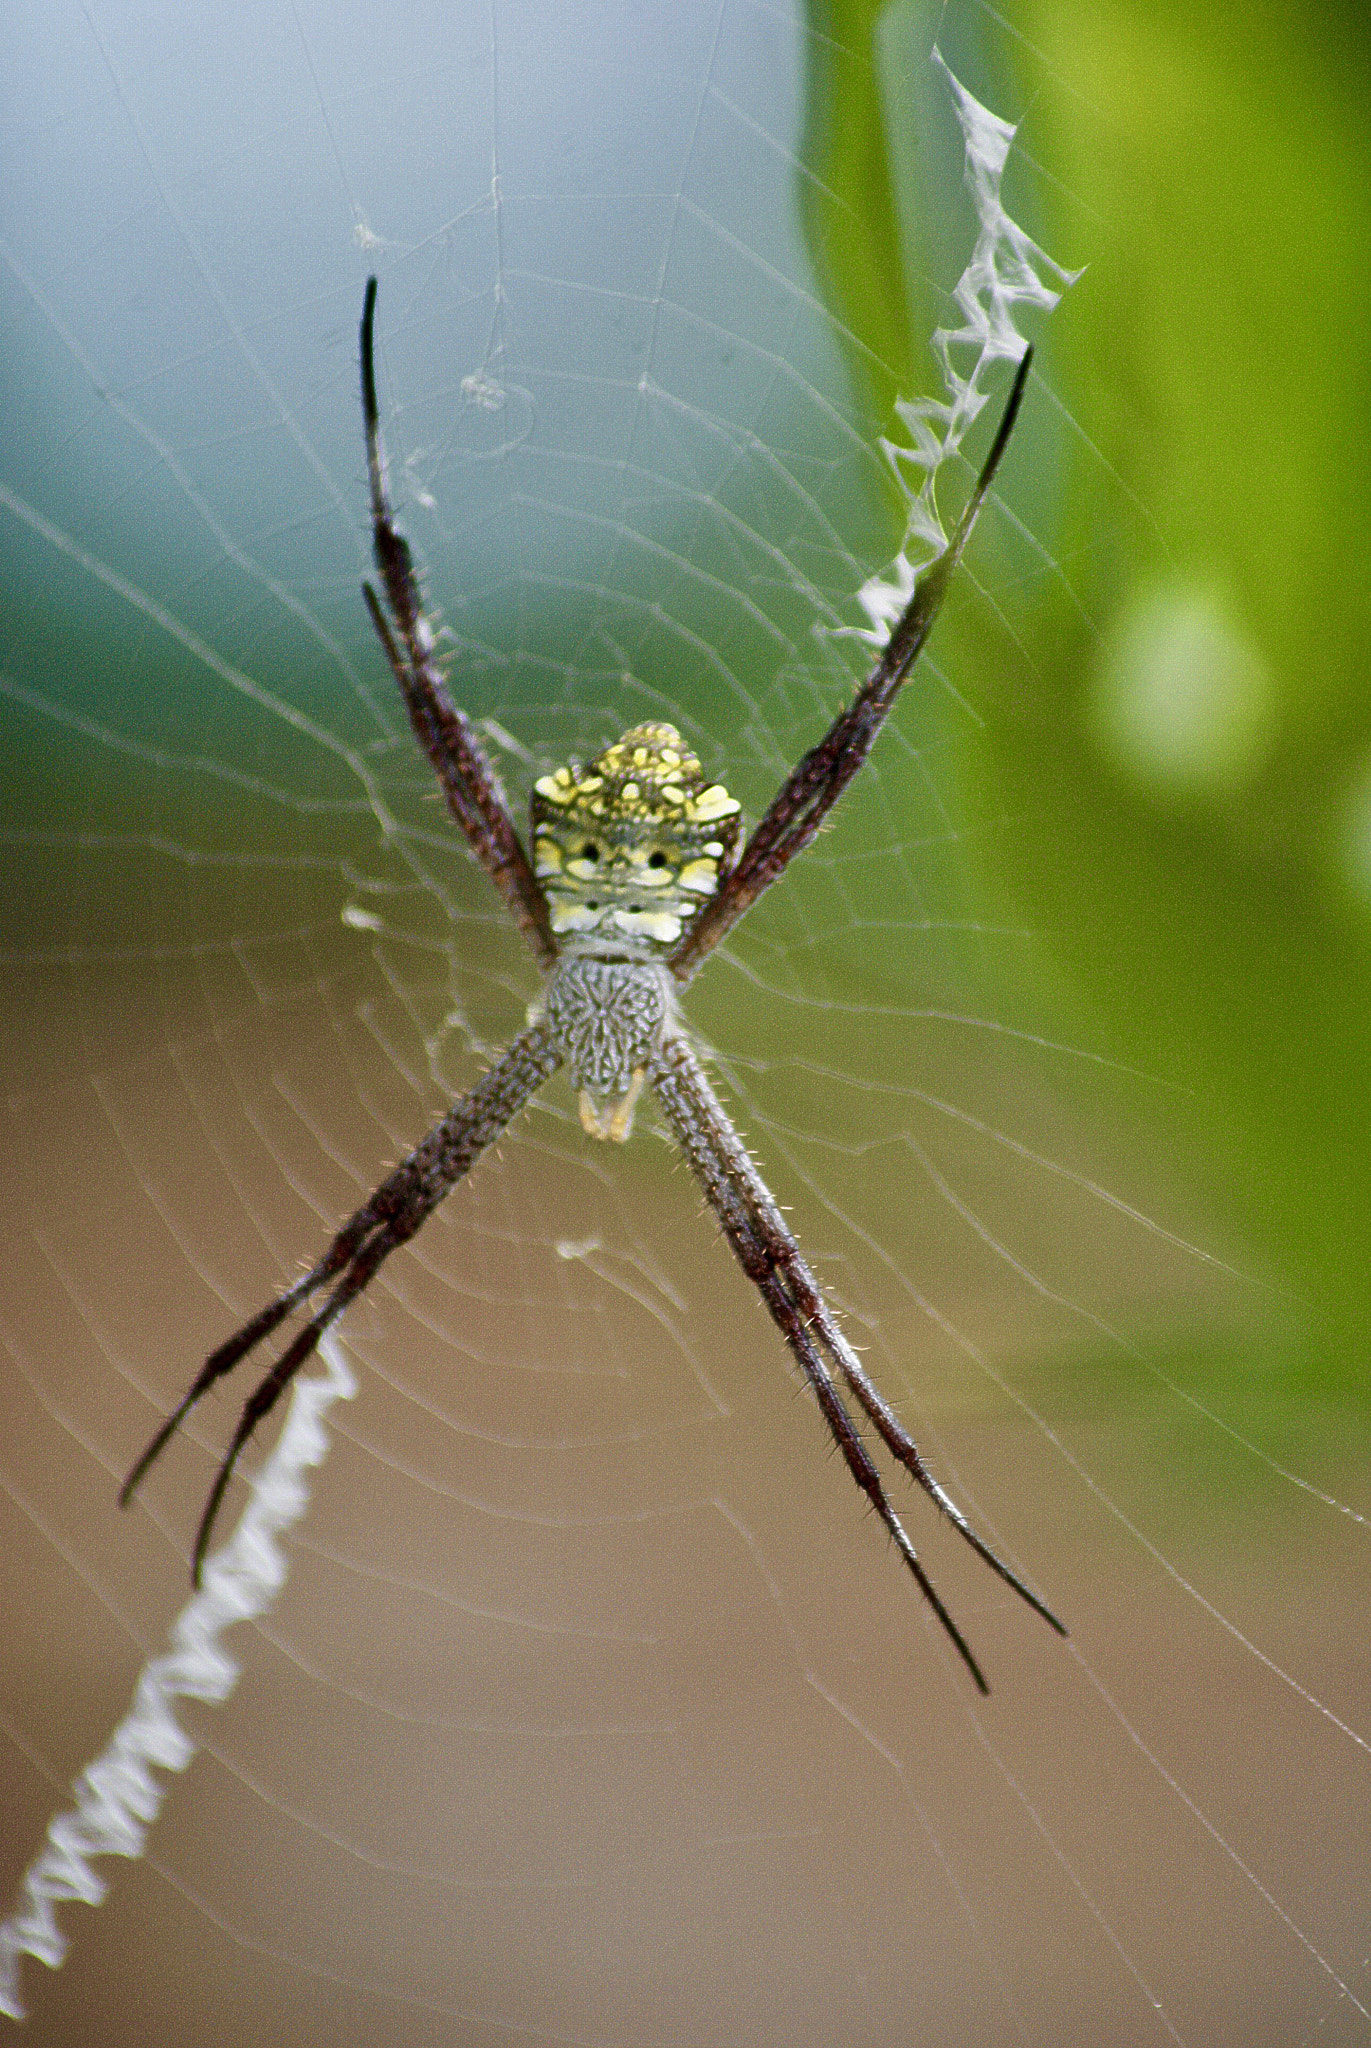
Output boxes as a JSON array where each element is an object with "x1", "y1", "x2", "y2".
[
  {"x1": 650, "y1": 1033, "x2": 1065, "y2": 1693},
  {"x1": 669, "y1": 346, "x2": 1033, "y2": 982},
  {"x1": 122, "y1": 1025, "x2": 561, "y2": 1583},
  {"x1": 360, "y1": 277, "x2": 557, "y2": 968}
]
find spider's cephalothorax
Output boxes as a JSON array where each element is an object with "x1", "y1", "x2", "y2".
[
  {"x1": 120, "y1": 277, "x2": 1065, "y2": 1695},
  {"x1": 530, "y1": 721, "x2": 742, "y2": 952},
  {"x1": 543, "y1": 952, "x2": 673, "y2": 1142}
]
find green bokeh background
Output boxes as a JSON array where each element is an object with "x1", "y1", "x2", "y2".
[{"x1": 807, "y1": 0, "x2": 1371, "y2": 1376}]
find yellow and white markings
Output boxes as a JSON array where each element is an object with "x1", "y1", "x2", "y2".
[{"x1": 530, "y1": 721, "x2": 742, "y2": 952}]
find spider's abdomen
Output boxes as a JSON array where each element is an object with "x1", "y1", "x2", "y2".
[{"x1": 531, "y1": 721, "x2": 741, "y2": 952}]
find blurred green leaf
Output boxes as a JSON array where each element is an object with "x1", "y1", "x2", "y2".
[{"x1": 800, "y1": 0, "x2": 1371, "y2": 1382}]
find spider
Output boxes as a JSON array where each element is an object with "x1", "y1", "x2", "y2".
[{"x1": 122, "y1": 276, "x2": 1066, "y2": 1694}]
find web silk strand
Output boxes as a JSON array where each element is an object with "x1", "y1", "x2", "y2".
[
  {"x1": 853, "y1": 48, "x2": 1080, "y2": 647},
  {"x1": 0, "y1": 1339, "x2": 356, "y2": 2021}
]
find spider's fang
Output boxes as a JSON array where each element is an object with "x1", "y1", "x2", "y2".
[
  {"x1": 577, "y1": 1067, "x2": 647, "y2": 1143},
  {"x1": 544, "y1": 955, "x2": 671, "y2": 1139}
]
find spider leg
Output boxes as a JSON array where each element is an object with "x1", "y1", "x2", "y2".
[
  {"x1": 670, "y1": 348, "x2": 1032, "y2": 981},
  {"x1": 359, "y1": 277, "x2": 558, "y2": 969},
  {"x1": 122, "y1": 1022, "x2": 561, "y2": 1584},
  {"x1": 748, "y1": 1260, "x2": 992, "y2": 1694},
  {"x1": 650, "y1": 1032, "x2": 1064, "y2": 1693}
]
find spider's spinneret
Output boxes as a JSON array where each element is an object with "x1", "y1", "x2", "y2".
[{"x1": 531, "y1": 721, "x2": 742, "y2": 954}]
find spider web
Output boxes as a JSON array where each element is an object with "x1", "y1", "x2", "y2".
[{"x1": 2, "y1": 3, "x2": 1369, "y2": 2043}]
